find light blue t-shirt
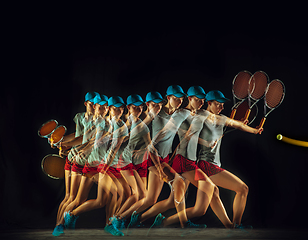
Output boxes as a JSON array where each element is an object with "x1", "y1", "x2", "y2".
[
  {"x1": 197, "y1": 110, "x2": 227, "y2": 167},
  {"x1": 105, "y1": 117, "x2": 129, "y2": 167},
  {"x1": 120, "y1": 115, "x2": 150, "y2": 167},
  {"x1": 151, "y1": 108, "x2": 191, "y2": 159}
]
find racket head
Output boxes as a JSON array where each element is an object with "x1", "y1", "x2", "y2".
[
  {"x1": 38, "y1": 119, "x2": 58, "y2": 138},
  {"x1": 233, "y1": 99, "x2": 258, "y2": 125},
  {"x1": 264, "y1": 79, "x2": 285, "y2": 114},
  {"x1": 232, "y1": 70, "x2": 252, "y2": 100},
  {"x1": 249, "y1": 71, "x2": 269, "y2": 101},
  {"x1": 50, "y1": 125, "x2": 67, "y2": 146},
  {"x1": 41, "y1": 154, "x2": 66, "y2": 179}
]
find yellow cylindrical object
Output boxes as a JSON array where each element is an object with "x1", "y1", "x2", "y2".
[
  {"x1": 230, "y1": 108, "x2": 236, "y2": 119},
  {"x1": 276, "y1": 134, "x2": 308, "y2": 147}
]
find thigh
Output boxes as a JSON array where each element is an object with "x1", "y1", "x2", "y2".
[
  {"x1": 146, "y1": 169, "x2": 165, "y2": 202},
  {"x1": 132, "y1": 170, "x2": 146, "y2": 192},
  {"x1": 209, "y1": 170, "x2": 246, "y2": 192},
  {"x1": 98, "y1": 173, "x2": 117, "y2": 196},
  {"x1": 182, "y1": 169, "x2": 210, "y2": 187},
  {"x1": 121, "y1": 170, "x2": 138, "y2": 194},
  {"x1": 117, "y1": 176, "x2": 132, "y2": 197}
]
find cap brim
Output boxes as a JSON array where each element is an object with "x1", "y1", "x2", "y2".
[
  {"x1": 171, "y1": 92, "x2": 186, "y2": 98},
  {"x1": 129, "y1": 101, "x2": 144, "y2": 106},
  {"x1": 151, "y1": 98, "x2": 164, "y2": 103},
  {"x1": 216, "y1": 98, "x2": 230, "y2": 103},
  {"x1": 112, "y1": 103, "x2": 124, "y2": 107},
  {"x1": 98, "y1": 101, "x2": 108, "y2": 105},
  {"x1": 194, "y1": 94, "x2": 206, "y2": 99}
]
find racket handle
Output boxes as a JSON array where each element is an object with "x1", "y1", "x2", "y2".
[
  {"x1": 258, "y1": 117, "x2": 267, "y2": 128},
  {"x1": 243, "y1": 109, "x2": 251, "y2": 121},
  {"x1": 230, "y1": 109, "x2": 236, "y2": 119}
]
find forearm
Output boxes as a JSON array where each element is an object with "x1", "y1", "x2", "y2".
[{"x1": 228, "y1": 119, "x2": 259, "y2": 134}]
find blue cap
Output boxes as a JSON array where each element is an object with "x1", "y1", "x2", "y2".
[
  {"x1": 94, "y1": 95, "x2": 108, "y2": 105},
  {"x1": 108, "y1": 96, "x2": 125, "y2": 107},
  {"x1": 146, "y1": 91, "x2": 164, "y2": 103},
  {"x1": 187, "y1": 86, "x2": 206, "y2": 99},
  {"x1": 85, "y1": 92, "x2": 100, "y2": 103},
  {"x1": 166, "y1": 85, "x2": 186, "y2": 98},
  {"x1": 127, "y1": 94, "x2": 144, "y2": 106},
  {"x1": 206, "y1": 90, "x2": 230, "y2": 103}
]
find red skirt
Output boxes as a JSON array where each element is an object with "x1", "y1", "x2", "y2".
[
  {"x1": 147, "y1": 154, "x2": 169, "y2": 167},
  {"x1": 97, "y1": 163, "x2": 122, "y2": 179},
  {"x1": 64, "y1": 157, "x2": 72, "y2": 171},
  {"x1": 71, "y1": 162, "x2": 84, "y2": 174},
  {"x1": 82, "y1": 162, "x2": 99, "y2": 177},
  {"x1": 134, "y1": 161, "x2": 148, "y2": 178},
  {"x1": 171, "y1": 154, "x2": 200, "y2": 174},
  {"x1": 197, "y1": 160, "x2": 224, "y2": 177}
]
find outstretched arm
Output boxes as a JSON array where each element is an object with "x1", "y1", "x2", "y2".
[{"x1": 226, "y1": 118, "x2": 263, "y2": 134}]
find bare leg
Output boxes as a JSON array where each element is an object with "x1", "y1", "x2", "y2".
[
  {"x1": 117, "y1": 171, "x2": 148, "y2": 219},
  {"x1": 63, "y1": 175, "x2": 94, "y2": 214},
  {"x1": 209, "y1": 185, "x2": 233, "y2": 228},
  {"x1": 57, "y1": 171, "x2": 82, "y2": 225},
  {"x1": 70, "y1": 173, "x2": 115, "y2": 223},
  {"x1": 163, "y1": 169, "x2": 214, "y2": 226},
  {"x1": 210, "y1": 170, "x2": 249, "y2": 226},
  {"x1": 116, "y1": 170, "x2": 139, "y2": 216},
  {"x1": 56, "y1": 170, "x2": 71, "y2": 224},
  {"x1": 135, "y1": 167, "x2": 165, "y2": 215},
  {"x1": 140, "y1": 165, "x2": 189, "y2": 224}
]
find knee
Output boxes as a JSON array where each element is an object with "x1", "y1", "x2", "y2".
[
  {"x1": 129, "y1": 192, "x2": 139, "y2": 203},
  {"x1": 212, "y1": 185, "x2": 220, "y2": 199},
  {"x1": 144, "y1": 196, "x2": 157, "y2": 207},
  {"x1": 238, "y1": 183, "x2": 249, "y2": 196},
  {"x1": 192, "y1": 206, "x2": 207, "y2": 217},
  {"x1": 138, "y1": 189, "x2": 147, "y2": 200}
]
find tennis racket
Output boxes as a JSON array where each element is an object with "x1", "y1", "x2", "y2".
[
  {"x1": 41, "y1": 154, "x2": 66, "y2": 179},
  {"x1": 38, "y1": 119, "x2": 58, "y2": 138},
  {"x1": 243, "y1": 71, "x2": 269, "y2": 121},
  {"x1": 224, "y1": 99, "x2": 258, "y2": 135},
  {"x1": 230, "y1": 70, "x2": 252, "y2": 119},
  {"x1": 50, "y1": 125, "x2": 67, "y2": 146},
  {"x1": 258, "y1": 79, "x2": 285, "y2": 128}
]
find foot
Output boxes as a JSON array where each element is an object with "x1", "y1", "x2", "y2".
[
  {"x1": 127, "y1": 211, "x2": 141, "y2": 228},
  {"x1": 152, "y1": 213, "x2": 165, "y2": 228},
  {"x1": 185, "y1": 219, "x2": 207, "y2": 228},
  {"x1": 64, "y1": 211, "x2": 79, "y2": 229},
  {"x1": 104, "y1": 224, "x2": 124, "y2": 236},
  {"x1": 52, "y1": 224, "x2": 64, "y2": 236},
  {"x1": 234, "y1": 223, "x2": 253, "y2": 229},
  {"x1": 111, "y1": 217, "x2": 126, "y2": 230}
]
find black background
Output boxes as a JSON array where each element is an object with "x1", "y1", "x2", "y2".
[{"x1": 1, "y1": 5, "x2": 307, "y2": 231}]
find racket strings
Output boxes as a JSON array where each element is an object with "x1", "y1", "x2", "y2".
[
  {"x1": 233, "y1": 72, "x2": 251, "y2": 99},
  {"x1": 265, "y1": 80, "x2": 284, "y2": 108},
  {"x1": 249, "y1": 71, "x2": 269, "y2": 100}
]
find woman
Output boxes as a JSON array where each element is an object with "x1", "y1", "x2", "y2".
[
  {"x1": 128, "y1": 86, "x2": 194, "y2": 228},
  {"x1": 58, "y1": 95, "x2": 110, "y2": 230},
  {"x1": 196, "y1": 90, "x2": 263, "y2": 228},
  {"x1": 110, "y1": 94, "x2": 151, "y2": 228},
  {"x1": 139, "y1": 86, "x2": 216, "y2": 229},
  {"x1": 63, "y1": 96, "x2": 128, "y2": 236},
  {"x1": 52, "y1": 91, "x2": 99, "y2": 236}
]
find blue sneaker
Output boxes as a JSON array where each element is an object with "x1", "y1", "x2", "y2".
[
  {"x1": 146, "y1": 213, "x2": 165, "y2": 236},
  {"x1": 234, "y1": 223, "x2": 253, "y2": 229},
  {"x1": 186, "y1": 219, "x2": 207, "y2": 228},
  {"x1": 152, "y1": 213, "x2": 165, "y2": 227},
  {"x1": 104, "y1": 224, "x2": 124, "y2": 236},
  {"x1": 109, "y1": 218, "x2": 125, "y2": 229},
  {"x1": 52, "y1": 224, "x2": 64, "y2": 236},
  {"x1": 64, "y1": 211, "x2": 79, "y2": 229},
  {"x1": 127, "y1": 211, "x2": 141, "y2": 229}
]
